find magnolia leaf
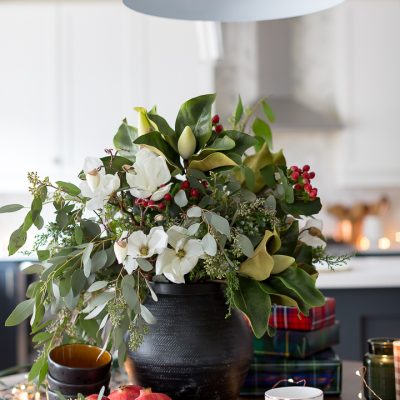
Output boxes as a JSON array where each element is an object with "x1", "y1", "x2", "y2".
[
  {"x1": 201, "y1": 233, "x2": 217, "y2": 256},
  {"x1": 175, "y1": 93, "x2": 216, "y2": 148},
  {"x1": 148, "y1": 113, "x2": 178, "y2": 151},
  {"x1": 278, "y1": 168, "x2": 294, "y2": 204},
  {"x1": 137, "y1": 258, "x2": 154, "y2": 272},
  {"x1": 200, "y1": 136, "x2": 236, "y2": 155},
  {"x1": 187, "y1": 223, "x2": 201, "y2": 235},
  {"x1": 252, "y1": 118, "x2": 272, "y2": 149},
  {"x1": 188, "y1": 152, "x2": 237, "y2": 171},
  {"x1": 234, "y1": 95, "x2": 244, "y2": 124},
  {"x1": 140, "y1": 304, "x2": 156, "y2": 324},
  {"x1": 237, "y1": 234, "x2": 254, "y2": 258},
  {"x1": 187, "y1": 206, "x2": 202, "y2": 218},
  {"x1": 113, "y1": 120, "x2": 137, "y2": 154},
  {"x1": 224, "y1": 130, "x2": 258, "y2": 155},
  {"x1": 88, "y1": 281, "x2": 108, "y2": 292},
  {"x1": 210, "y1": 214, "x2": 230, "y2": 237},
  {"x1": 0, "y1": 204, "x2": 24, "y2": 213},
  {"x1": 174, "y1": 190, "x2": 188, "y2": 207},
  {"x1": 121, "y1": 275, "x2": 138, "y2": 309},
  {"x1": 233, "y1": 276, "x2": 272, "y2": 338},
  {"x1": 280, "y1": 198, "x2": 322, "y2": 217},
  {"x1": 5, "y1": 298, "x2": 35, "y2": 326},
  {"x1": 242, "y1": 165, "x2": 255, "y2": 191}
]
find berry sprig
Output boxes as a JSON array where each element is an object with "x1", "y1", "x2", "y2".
[
  {"x1": 212, "y1": 114, "x2": 224, "y2": 134},
  {"x1": 288, "y1": 164, "x2": 318, "y2": 201}
]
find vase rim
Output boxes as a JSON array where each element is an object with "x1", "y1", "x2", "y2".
[{"x1": 150, "y1": 281, "x2": 224, "y2": 295}]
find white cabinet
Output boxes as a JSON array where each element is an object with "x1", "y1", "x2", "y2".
[
  {"x1": 337, "y1": 0, "x2": 400, "y2": 186},
  {"x1": 0, "y1": 0, "x2": 214, "y2": 191}
]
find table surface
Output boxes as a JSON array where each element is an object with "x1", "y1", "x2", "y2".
[
  {"x1": 240, "y1": 361, "x2": 362, "y2": 400},
  {"x1": 0, "y1": 361, "x2": 362, "y2": 400}
]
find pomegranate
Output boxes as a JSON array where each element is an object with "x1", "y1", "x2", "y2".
[
  {"x1": 108, "y1": 385, "x2": 144, "y2": 400},
  {"x1": 136, "y1": 389, "x2": 172, "y2": 400},
  {"x1": 85, "y1": 395, "x2": 110, "y2": 400}
]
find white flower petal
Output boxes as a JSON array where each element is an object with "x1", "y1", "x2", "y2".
[
  {"x1": 124, "y1": 256, "x2": 139, "y2": 274},
  {"x1": 127, "y1": 231, "x2": 148, "y2": 257},
  {"x1": 86, "y1": 196, "x2": 105, "y2": 210},
  {"x1": 79, "y1": 181, "x2": 94, "y2": 198},
  {"x1": 86, "y1": 173, "x2": 101, "y2": 192},
  {"x1": 299, "y1": 231, "x2": 326, "y2": 249},
  {"x1": 184, "y1": 239, "x2": 204, "y2": 258},
  {"x1": 305, "y1": 218, "x2": 323, "y2": 231},
  {"x1": 155, "y1": 249, "x2": 176, "y2": 275},
  {"x1": 150, "y1": 183, "x2": 172, "y2": 201},
  {"x1": 114, "y1": 241, "x2": 128, "y2": 264},
  {"x1": 179, "y1": 255, "x2": 199, "y2": 275},
  {"x1": 83, "y1": 157, "x2": 103, "y2": 174},
  {"x1": 167, "y1": 226, "x2": 189, "y2": 248},
  {"x1": 99, "y1": 174, "x2": 120, "y2": 195},
  {"x1": 148, "y1": 227, "x2": 168, "y2": 255}
]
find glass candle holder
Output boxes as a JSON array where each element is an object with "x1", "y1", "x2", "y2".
[
  {"x1": 364, "y1": 338, "x2": 397, "y2": 400},
  {"x1": 265, "y1": 386, "x2": 323, "y2": 400}
]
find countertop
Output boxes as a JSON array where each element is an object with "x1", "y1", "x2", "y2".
[{"x1": 316, "y1": 256, "x2": 400, "y2": 289}]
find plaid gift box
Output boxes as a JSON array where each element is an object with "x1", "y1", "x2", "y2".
[
  {"x1": 254, "y1": 321, "x2": 340, "y2": 358},
  {"x1": 240, "y1": 348, "x2": 342, "y2": 396},
  {"x1": 269, "y1": 297, "x2": 336, "y2": 331}
]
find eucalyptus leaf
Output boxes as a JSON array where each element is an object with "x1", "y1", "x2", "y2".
[
  {"x1": 88, "y1": 281, "x2": 108, "y2": 292},
  {"x1": 140, "y1": 304, "x2": 156, "y2": 324},
  {"x1": 91, "y1": 250, "x2": 108, "y2": 272},
  {"x1": 237, "y1": 234, "x2": 255, "y2": 258},
  {"x1": 56, "y1": 181, "x2": 81, "y2": 196},
  {"x1": 174, "y1": 190, "x2": 188, "y2": 207},
  {"x1": 74, "y1": 226, "x2": 83, "y2": 245},
  {"x1": 0, "y1": 204, "x2": 24, "y2": 213},
  {"x1": 210, "y1": 214, "x2": 230, "y2": 238},
  {"x1": 28, "y1": 356, "x2": 46, "y2": 382},
  {"x1": 83, "y1": 243, "x2": 94, "y2": 278},
  {"x1": 137, "y1": 258, "x2": 154, "y2": 272},
  {"x1": 8, "y1": 224, "x2": 27, "y2": 256},
  {"x1": 201, "y1": 233, "x2": 217, "y2": 256},
  {"x1": 85, "y1": 303, "x2": 107, "y2": 320},
  {"x1": 71, "y1": 269, "x2": 86, "y2": 296},
  {"x1": 21, "y1": 263, "x2": 44, "y2": 275},
  {"x1": 5, "y1": 298, "x2": 35, "y2": 326},
  {"x1": 121, "y1": 275, "x2": 138, "y2": 309},
  {"x1": 30, "y1": 197, "x2": 42, "y2": 223},
  {"x1": 187, "y1": 223, "x2": 201, "y2": 235},
  {"x1": 187, "y1": 206, "x2": 202, "y2": 218}
]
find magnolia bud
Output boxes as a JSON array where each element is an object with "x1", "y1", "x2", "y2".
[
  {"x1": 154, "y1": 214, "x2": 165, "y2": 222},
  {"x1": 114, "y1": 240, "x2": 128, "y2": 264},
  {"x1": 178, "y1": 126, "x2": 196, "y2": 160},
  {"x1": 86, "y1": 169, "x2": 100, "y2": 192},
  {"x1": 135, "y1": 107, "x2": 153, "y2": 136}
]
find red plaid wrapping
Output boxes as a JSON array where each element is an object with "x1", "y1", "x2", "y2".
[
  {"x1": 269, "y1": 297, "x2": 335, "y2": 331},
  {"x1": 394, "y1": 341, "x2": 400, "y2": 400}
]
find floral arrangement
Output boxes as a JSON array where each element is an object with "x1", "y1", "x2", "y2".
[{"x1": 2, "y1": 94, "x2": 341, "y2": 384}]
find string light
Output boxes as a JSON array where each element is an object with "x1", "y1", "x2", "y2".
[
  {"x1": 272, "y1": 378, "x2": 307, "y2": 389},
  {"x1": 355, "y1": 367, "x2": 383, "y2": 400}
]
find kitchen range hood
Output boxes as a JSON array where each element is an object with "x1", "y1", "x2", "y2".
[{"x1": 123, "y1": 0, "x2": 345, "y2": 22}]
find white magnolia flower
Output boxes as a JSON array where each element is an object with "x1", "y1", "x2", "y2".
[
  {"x1": 126, "y1": 148, "x2": 171, "y2": 201},
  {"x1": 156, "y1": 226, "x2": 204, "y2": 284},
  {"x1": 114, "y1": 231, "x2": 128, "y2": 264},
  {"x1": 299, "y1": 218, "x2": 326, "y2": 249},
  {"x1": 127, "y1": 227, "x2": 168, "y2": 259},
  {"x1": 80, "y1": 157, "x2": 120, "y2": 210}
]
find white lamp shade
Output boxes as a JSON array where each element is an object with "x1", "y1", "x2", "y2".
[{"x1": 122, "y1": 0, "x2": 345, "y2": 22}]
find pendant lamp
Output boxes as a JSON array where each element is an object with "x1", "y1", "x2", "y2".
[{"x1": 122, "y1": 0, "x2": 345, "y2": 22}]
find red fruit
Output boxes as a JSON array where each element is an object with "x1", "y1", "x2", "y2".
[
  {"x1": 302, "y1": 172, "x2": 310, "y2": 179},
  {"x1": 211, "y1": 114, "x2": 220, "y2": 125},
  {"x1": 290, "y1": 165, "x2": 299, "y2": 172},
  {"x1": 294, "y1": 184, "x2": 302, "y2": 190},
  {"x1": 215, "y1": 124, "x2": 224, "y2": 134},
  {"x1": 304, "y1": 183, "x2": 312, "y2": 193},
  {"x1": 164, "y1": 193, "x2": 172, "y2": 202},
  {"x1": 142, "y1": 200, "x2": 149, "y2": 207},
  {"x1": 189, "y1": 188, "x2": 200, "y2": 198},
  {"x1": 310, "y1": 189, "x2": 318, "y2": 198},
  {"x1": 158, "y1": 202, "x2": 166, "y2": 211},
  {"x1": 108, "y1": 386, "x2": 144, "y2": 400},
  {"x1": 302, "y1": 164, "x2": 310, "y2": 172},
  {"x1": 147, "y1": 200, "x2": 156, "y2": 207},
  {"x1": 180, "y1": 180, "x2": 190, "y2": 190},
  {"x1": 134, "y1": 198, "x2": 143, "y2": 206},
  {"x1": 291, "y1": 171, "x2": 300, "y2": 181},
  {"x1": 136, "y1": 388, "x2": 172, "y2": 400},
  {"x1": 86, "y1": 395, "x2": 110, "y2": 400},
  {"x1": 201, "y1": 180, "x2": 209, "y2": 188},
  {"x1": 309, "y1": 171, "x2": 316, "y2": 179},
  {"x1": 302, "y1": 178, "x2": 309, "y2": 185}
]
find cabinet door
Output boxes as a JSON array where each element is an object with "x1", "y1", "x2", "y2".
[
  {"x1": 0, "y1": 3, "x2": 59, "y2": 193},
  {"x1": 339, "y1": 1, "x2": 400, "y2": 186}
]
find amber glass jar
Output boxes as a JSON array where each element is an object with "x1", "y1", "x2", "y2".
[{"x1": 363, "y1": 338, "x2": 397, "y2": 400}]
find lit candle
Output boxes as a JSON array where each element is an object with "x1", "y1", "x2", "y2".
[
  {"x1": 395, "y1": 232, "x2": 400, "y2": 243},
  {"x1": 378, "y1": 237, "x2": 391, "y2": 250},
  {"x1": 340, "y1": 219, "x2": 353, "y2": 243},
  {"x1": 359, "y1": 236, "x2": 370, "y2": 251}
]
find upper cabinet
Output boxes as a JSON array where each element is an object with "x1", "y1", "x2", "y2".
[
  {"x1": 336, "y1": 0, "x2": 400, "y2": 187},
  {"x1": 0, "y1": 0, "x2": 214, "y2": 192}
]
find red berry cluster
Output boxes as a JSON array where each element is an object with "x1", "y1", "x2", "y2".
[
  {"x1": 134, "y1": 192, "x2": 173, "y2": 212},
  {"x1": 288, "y1": 164, "x2": 318, "y2": 200},
  {"x1": 180, "y1": 180, "x2": 200, "y2": 199},
  {"x1": 212, "y1": 114, "x2": 223, "y2": 134}
]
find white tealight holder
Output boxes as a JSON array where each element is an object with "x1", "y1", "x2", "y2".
[{"x1": 265, "y1": 386, "x2": 324, "y2": 400}]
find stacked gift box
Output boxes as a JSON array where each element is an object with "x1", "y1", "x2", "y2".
[{"x1": 241, "y1": 298, "x2": 342, "y2": 396}]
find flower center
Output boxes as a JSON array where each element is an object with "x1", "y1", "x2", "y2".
[
  {"x1": 140, "y1": 246, "x2": 149, "y2": 256},
  {"x1": 177, "y1": 249, "x2": 186, "y2": 259}
]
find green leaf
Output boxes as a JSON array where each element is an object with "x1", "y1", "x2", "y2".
[
  {"x1": 28, "y1": 356, "x2": 45, "y2": 382},
  {"x1": 188, "y1": 152, "x2": 237, "y2": 171},
  {"x1": 121, "y1": 275, "x2": 138, "y2": 309},
  {"x1": 113, "y1": 119, "x2": 138, "y2": 154},
  {"x1": 56, "y1": 211, "x2": 69, "y2": 230},
  {"x1": 280, "y1": 198, "x2": 322, "y2": 217},
  {"x1": 252, "y1": 118, "x2": 272, "y2": 150},
  {"x1": 260, "y1": 165, "x2": 276, "y2": 188},
  {"x1": 261, "y1": 100, "x2": 276, "y2": 123},
  {"x1": 224, "y1": 131, "x2": 258, "y2": 155},
  {"x1": 242, "y1": 165, "x2": 255, "y2": 191},
  {"x1": 148, "y1": 113, "x2": 178, "y2": 151},
  {"x1": 5, "y1": 298, "x2": 35, "y2": 326},
  {"x1": 59, "y1": 277, "x2": 71, "y2": 297},
  {"x1": 140, "y1": 304, "x2": 156, "y2": 324},
  {"x1": 208, "y1": 213, "x2": 230, "y2": 238},
  {"x1": 30, "y1": 197, "x2": 42, "y2": 224},
  {"x1": 137, "y1": 258, "x2": 154, "y2": 272},
  {"x1": 278, "y1": 168, "x2": 294, "y2": 204},
  {"x1": 201, "y1": 233, "x2": 217, "y2": 256},
  {"x1": 81, "y1": 220, "x2": 101, "y2": 241},
  {"x1": 187, "y1": 206, "x2": 202, "y2": 218},
  {"x1": 233, "y1": 276, "x2": 272, "y2": 338},
  {"x1": 234, "y1": 95, "x2": 244, "y2": 125},
  {"x1": 71, "y1": 269, "x2": 86, "y2": 296},
  {"x1": 237, "y1": 234, "x2": 254, "y2": 258},
  {"x1": 279, "y1": 221, "x2": 300, "y2": 256},
  {"x1": 174, "y1": 190, "x2": 188, "y2": 208},
  {"x1": 37, "y1": 249, "x2": 50, "y2": 261},
  {"x1": 0, "y1": 204, "x2": 24, "y2": 213},
  {"x1": 34, "y1": 215, "x2": 44, "y2": 230},
  {"x1": 21, "y1": 263, "x2": 44, "y2": 275},
  {"x1": 8, "y1": 225, "x2": 27, "y2": 255},
  {"x1": 85, "y1": 303, "x2": 107, "y2": 320},
  {"x1": 202, "y1": 136, "x2": 236, "y2": 153},
  {"x1": 175, "y1": 94, "x2": 216, "y2": 148},
  {"x1": 83, "y1": 243, "x2": 94, "y2": 278},
  {"x1": 75, "y1": 226, "x2": 83, "y2": 245},
  {"x1": 56, "y1": 181, "x2": 81, "y2": 196},
  {"x1": 88, "y1": 281, "x2": 108, "y2": 292},
  {"x1": 91, "y1": 250, "x2": 108, "y2": 272},
  {"x1": 100, "y1": 155, "x2": 133, "y2": 175},
  {"x1": 134, "y1": 131, "x2": 181, "y2": 171},
  {"x1": 22, "y1": 211, "x2": 33, "y2": 231},
  {"x1": 32, "y1": 331, "x2": 52, "y2": 343}
]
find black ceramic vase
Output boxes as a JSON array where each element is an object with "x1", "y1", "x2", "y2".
[{"x1": 125, "y1": 282, "x2": 253, "y2": 400}]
